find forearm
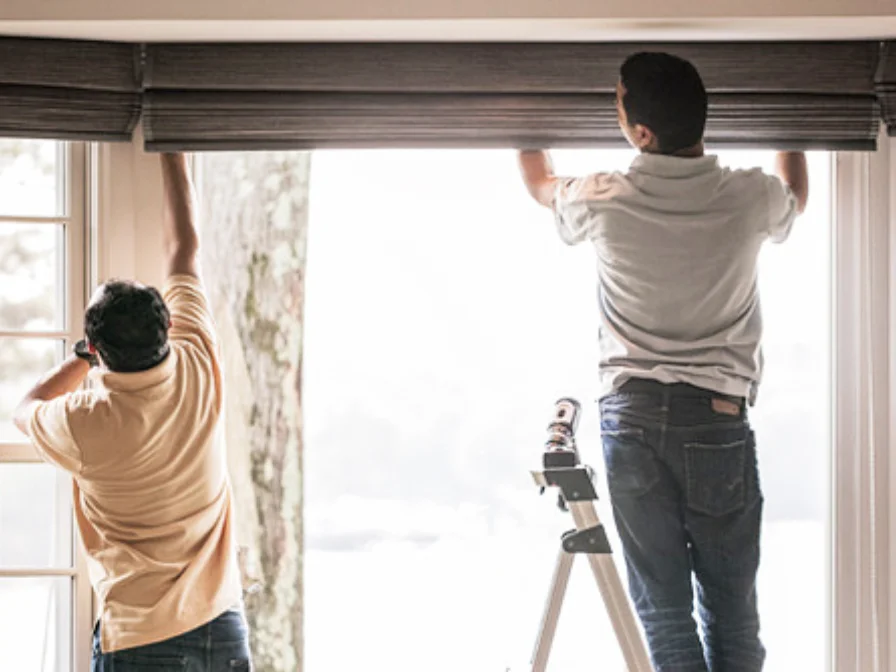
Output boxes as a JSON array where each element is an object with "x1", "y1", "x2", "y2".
[
  {"x1": 518, "y1": 150, "x2": 559, "y2": 208},
  {"x1": 21, "y1": 356, "x2": 89, "y2": 402},
  {"x1": 774, "y1": 151, "x2": 809, "y2": 214},
  {"x1": 160, "y1": 153, "x2": 201, "y2": 277},
  {"x1": 13, "y1": 356, "x2": 89, "y2": 432}
]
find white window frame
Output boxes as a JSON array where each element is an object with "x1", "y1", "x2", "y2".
[{"x1": 0, "y1": 141, "x2": 94, "y2": 672}]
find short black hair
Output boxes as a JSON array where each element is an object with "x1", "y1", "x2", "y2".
[
  {"x1": 619, "y1": 52, "x2": 708, "y2": 154},
  {"x1": 85, "y1": 281, "x2": 171, "y2": 373}
]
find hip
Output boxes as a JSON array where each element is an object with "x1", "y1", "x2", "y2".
[
  {"x1": 599, "y1": 377, "x2": 750, "y2": 434},
  {"x1": 92, "y1": 607, "x2": 252, "y2": 671}
]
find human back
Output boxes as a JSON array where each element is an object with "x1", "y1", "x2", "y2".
[
  {"x1": 582, "y1": 158, "x2": 788, "y2": 400},
  {"x1": 68, "y1": 274, "x2": 240, "y2": 653}
]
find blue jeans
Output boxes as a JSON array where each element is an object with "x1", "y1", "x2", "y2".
[
  {"x1": 91, "y1": 608, "x2": 252, "y2": 671},
  {"x1": 600, "y1": 379, "x2": 764, "y2": 672}
]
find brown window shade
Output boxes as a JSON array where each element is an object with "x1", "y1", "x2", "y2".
[
  {"x1": 877, "y1": 41, "x2": 896, "y2": 137},
  {"x1": 0, "y1": 37, "x2": 891, "y2": 149},
  {"x1": 141, "y1": 91, "x2": 880, "y2": 152},
  {"x1": 142, "y1": 41, "x2": 883, "y2": 151},
  {"x1": 0, "y1": 37, "x2": 142, "y2": 141}
]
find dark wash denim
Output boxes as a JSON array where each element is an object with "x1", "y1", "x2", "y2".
[
  {"x1": 91, "y1": 608, "x2": 252, "y2": 671},
  {"x1": 599, "y1": 379, "x2": 764, "y2": 672}
]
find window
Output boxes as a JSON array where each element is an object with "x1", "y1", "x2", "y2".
[
  {"x1": 197, "y1": 147, "x2": 832, "y2": 670},
  {"x1": 300, "y1": 149, "x2": 831, "y2": 672},
  {"x1": 0, "y1": 140, "x2": 91, "y2": 672}
]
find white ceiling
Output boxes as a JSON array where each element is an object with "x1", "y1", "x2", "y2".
[{"x1": 0, "y1": 17, "x2": 894, "y2": 42}]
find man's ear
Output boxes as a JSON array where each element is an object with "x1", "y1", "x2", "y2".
[{"x1": 631, "y1": 124, "x2": 655, "y2": 151}]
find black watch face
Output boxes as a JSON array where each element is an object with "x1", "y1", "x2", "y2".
[
  {"x1": 74, "y1": 340, "x2": 90, "y2": 357},
  {"x1": 74, "y1": 340, "x2": 97, "y2": 365}
]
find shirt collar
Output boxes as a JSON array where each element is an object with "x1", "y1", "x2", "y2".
[
  {"x1": 93, "y1": 349, "x2": 177, "y2": 392},
  {"x1": 629, "y1": 153, "x2": 720, "y2": 178}
]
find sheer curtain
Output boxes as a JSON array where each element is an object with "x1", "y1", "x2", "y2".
[{"x1": 832, "y1": 133, "x2": 895, "y2": 671}]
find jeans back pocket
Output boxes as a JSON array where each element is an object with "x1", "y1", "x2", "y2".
[{"x1": 683, "y1": 438, "x2": 746, "y2": 516}]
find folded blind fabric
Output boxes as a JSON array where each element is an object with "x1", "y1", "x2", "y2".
[
  {"x1": 0, "y1": 37, "x2": 142, "y2": 141},
  {"x1": 0, "y1": 37, "x2": 890, "y2": 149},
  {"x1": 142, "y1": 41, "x2": 882, "y2": 151},
  {"x1": 877, "y1": 42, "x2": 896, "y2": 137}
]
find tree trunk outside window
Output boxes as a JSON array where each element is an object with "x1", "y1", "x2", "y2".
[{"x1": 199, "y1": 152, "x2": 311, "y2": 672}]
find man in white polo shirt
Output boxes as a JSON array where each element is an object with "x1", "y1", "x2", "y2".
[
  {"x1": 518, "y1": 52, "x2": 808, "y2": 671},
  {"x1": 14, "y1": 153, "x2": 250, "y2": 670}
]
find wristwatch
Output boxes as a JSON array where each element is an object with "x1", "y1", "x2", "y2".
[{"x1": 73, "y1": 339, "x2": 100, "y2": 368}]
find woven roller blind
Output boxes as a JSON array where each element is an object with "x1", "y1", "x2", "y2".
[
  {"x1": 0, "y1": 38, "x2": 142, "y2": 141},
  {"x1": 877, "y1": 42, "x2": 896, "y2": 137},
  {"x1": 142, "y1": 41, "x2": 882, "y2": 151}
]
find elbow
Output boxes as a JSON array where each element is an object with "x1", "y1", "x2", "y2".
[
  {"x1": 12, "y1": 399, "x2": 33, "y2": 436},
  {"x1": 165, "y1": 244, "x2": 201, "y2": 278},
  {"x1": 165, "y1": 241, "x2": 200, "y2": 267},
  {"x1": 526, "y1": 177, "x2": 558, "y2": 210},
  {"x1": 164, "y1": 235, "x2": 200, "y2": 259}
]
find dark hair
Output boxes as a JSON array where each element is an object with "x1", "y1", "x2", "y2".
[
  {"x1": 85, "y1": 280, "x2": 171, "y2": 373},
  {"x1": 619, "y1": 52, "x2": 708, "y2": 154}
]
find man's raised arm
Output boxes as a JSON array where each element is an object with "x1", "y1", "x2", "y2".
[
  {"x1": 161, "y1": 153, "x2": 201, "y2": 279},
  {"x1": 518, "y1": 150, "x2": 561, "y2": 209},
  {"x1": 774, "y1": 151, "x2": 809, "y2": 215}
]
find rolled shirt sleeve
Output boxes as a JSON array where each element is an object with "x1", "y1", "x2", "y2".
[
  {"x1": 765, "y1": 175, "x2": 800, "y2": 244},
  {"x1": 552, "y1": 173, "x2": 616, "y2": 245},
  {"x1": 23, "y1": 392, "x2": 89, "y2": 475}
]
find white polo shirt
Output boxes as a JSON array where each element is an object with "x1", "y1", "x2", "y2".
[{"x1": 552, "y1": 153, "x2": 800, "y2": 404}]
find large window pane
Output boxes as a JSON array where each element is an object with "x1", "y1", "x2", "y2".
[
  {"x1": 0, "y1": 464, "x2": 72, "y2": 568},
  {"x1": 0, "y1": 577, "x2": 71, "y2": 672},
  {"x1": 0, "y1": 223, "x2": 65, "y2": 331},
  {"x1": 0, "y1": 339, "x2": 61, "y2": 442},
  {"x1": 748, "y1": 151, "x2": 831, "y2": 672},
  {"x1": 304, "y1": 149, "x2": 830, "y2": 671},
  {"x1": 0, "y1": 140, "x2": 65, "y2": 218}
]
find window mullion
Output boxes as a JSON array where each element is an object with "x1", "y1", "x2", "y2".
[
  {"x1": 0, "y1": 568, "x2": 77, "y2": 578},
  {"x1": 0, "y1": 215, "x2": 69, "y2": 225},
  {"x1": 0, "y1": 444, "x2": 41, "y2": 462},
  {"x1": 65, "y1": 141, "x2": 93, "y2": 672},
  {"x1": 884, "y1": 134, "x2": 896, "y2": 672}
]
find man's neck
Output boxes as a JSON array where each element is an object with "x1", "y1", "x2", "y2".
[{"x1": 642, "y1": 142, "x2": 705, "y2": 158}]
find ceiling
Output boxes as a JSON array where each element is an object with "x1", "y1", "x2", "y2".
[{"x1": 0, "y1": 17, "x2": 895, "y2": 42}]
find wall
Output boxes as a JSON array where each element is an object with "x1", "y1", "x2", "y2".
[
  {"x1": 0, "y1": 0, "x2": 892, "y2": 21},
  {"x1": 95, "y1": 131, "x2": 165, "y2": 288}
]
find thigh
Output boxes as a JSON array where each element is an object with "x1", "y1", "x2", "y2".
[
  {"x1": 600, "y1": 408, "x2": 691, "y2": 597},
  {"x1": 683, "y1": 425, "x2": 763, "y2": 601}
]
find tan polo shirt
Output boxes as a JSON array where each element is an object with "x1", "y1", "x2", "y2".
[{"x1": 24, "y1": 274, "x2": 242, "y2": 653}]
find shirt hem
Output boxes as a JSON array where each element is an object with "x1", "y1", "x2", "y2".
[
  {"x1": 99, "y1": 589, "x2": 243, "y2": 654},
  {"x1": 597, "y1": 370, "x2": 756, "y2": 403}
]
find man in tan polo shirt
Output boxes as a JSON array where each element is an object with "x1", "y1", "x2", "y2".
[{"x1": 14, "y1": 153, "x2": 250, "y2": 670}]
